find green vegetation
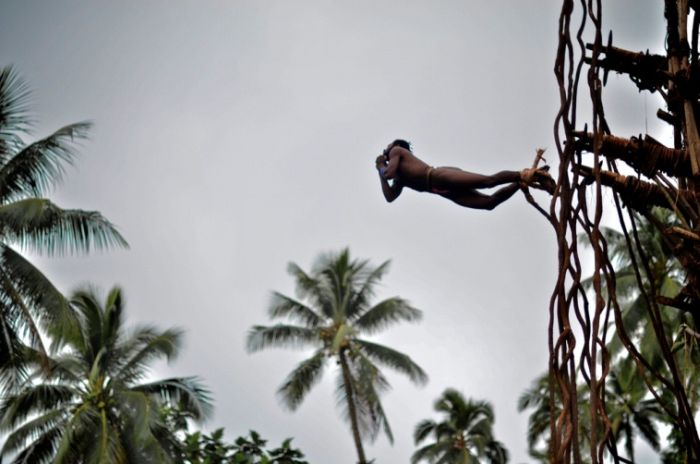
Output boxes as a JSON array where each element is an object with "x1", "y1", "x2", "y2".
[
  {"x1": 182, "y1": 429, "x2": 308, "y2": 464},
  {"x1": 0, "y1": 66, "x2": 314, "y2": 464},
  {"x1": 247, "y1": 248, "x2": 427, "y2": 464},
  {"x1": 412, "y1": 388, "x2": 508, "y2": 464},
  {"x1": 12, "y1": 59, "x2": 689, "y2": 464},
  {"x1": 0, "y1": 66, "x2": 127, "y2": 388},
  {"x1": 0, "y1": 286, "x2": 212, "y2": 462},
  {"x1": 518, "y1": 366, "x2": 661, "y2": 462},
  {"x1": 519, "y1": 209, "x2": 698, "y2": 462}
]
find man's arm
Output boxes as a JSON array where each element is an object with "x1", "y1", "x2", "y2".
[
  {"x1": 376, "y1": 155, "x2": 403, "y2": 202},
  {"x1": 383, "y1": 146, "x2": 403, "y2": 179}
]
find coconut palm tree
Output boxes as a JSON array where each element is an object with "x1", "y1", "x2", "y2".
[
  {"x1": 412, "y1": 388, "x2": 508, "y2": 464},
  {"x1": 0, "y1": 286, "x2": 211, "y2": 463},
  {"x1": 518, "y1": 365, "x2": 661, "y2": 463},
  {"x1": 0, "y1": 66, "x2": 127, "y2": 386},
  {"x1": 586, "y1": 209, "x2": 699, "y2": 459},
  {"x1": 583, "y1": 208, "x2": 686, "y2": 360},
  {"x1": 517, "y1": 373, "x2": 561, "y2": 462},
  {"x1": 515, "y1": 209, "x2": 688, "y2": 461},
  {"x1": 247, "y1": 248, "x2": 427, "y2": 464},
  {"x1": 605, "y1": 357, "x2": 661, "y2": 458}
]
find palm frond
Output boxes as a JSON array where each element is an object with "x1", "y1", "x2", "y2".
[
  {"x1": 333, "y1": 366, "x2": 373, "y2": 441},
  {"x1": 485, "y1": 439, "x2": 509, "y2": 464},
  {"x1": 133, "y1": 376, "x2": 213, "y2": 422},
  {"x1": 34, "y1": 352, "x2": 83, "y2": 384},
  {"x1": 517, "y1": 373, "x2": 549, "y2": 411},
  {"x1": 353, "y1": 297, "x2": 421, "y2": 334},
  {"x1": 0, "y1": 384, "x2": 75, "y2": 431},
  {"x1": 460, "y1": 401, "x2": 494, "y2": 432},
  {"x1": 353, "y1": 353, "x2": 394, "y2": 443},
  {"x1": 0, "y1": 244, "x2": 78, "y2": 347},
  {"x1": 411, "y1": 440, "x2": 451, "y2": 464},
  {"x1": 0, "y1": 322, "x2": 30, "y2": 390},
  {"x1": 435, "y1": 388, "x2": 468, "y2": 416},
  {"x1": 6, "y1": 424, "x2": 63, "y2": 464},
  {"x1": 87, "y1": 409, "x2": 129, "y2": 464},
  {"x1": 0, "y1": 198, "x2": 128, "y2": 255},
  {"x1": 318, "y1": 249, "x2": 369, "y2": 318},
  {"x1": 517, "y1": 374, "x2": 553, "y2": 451},
  {"x1": 0, "y1": 122, "x2": 91, "y2": 202},
  {"x1": 631, "y1": 405, "x2": 660, "y2": 451},
  {"x1": 116, "y1": 327, "x2": 183, "y2": 383},
  {"x1": 287, "y1": 262, "x2": 326, "y2": 310},
  {"x1": 246, "y1": 324, "x2": 319, "y2": 352},
  {"x1": 0, "y1": 66, "x2": 32, "y2": 157},
  {"x1": 347, "y1": 260, "x2": 390, "y2": 320},
  {"x1": 277, "y1": 349, "x2": 326, "y2": 410},
  {"x1": 414, "y1": 419, "x2": 437, "y2": 444},
  {"x1": 116, "y1": 389, "x2": 156, "y2": 446},
  {"x1": 0, "y1": 269, "x2": 49, "y2": 362},
  {"x1": 355, "y1": 339, "x2": 427, "y2": 385},
  {"x1": 101, "y1": 286, "x2": 124, "y2": 351},
  {"x1": 325, "y1": 250, "x2": 361, "y2": 315},
  {"x1": 268, "y1": 291, "x2": 324, "y2": 327},
  {"x1": 333, "y1": 353, "x2": 391, "y2": 443},
  {"x1": 70, "y1": 286, "x2": 107, "y2": 360},
  {"x1": 370, "y1": 390, "x2": 393, "y2": 445},
  {"x1": 465, "y1": 416, "x2": 494, "y2": 442},
  {"x1": 146, "y1": 421, "x2": 184, "y2": 463},
  {"x1": 1, "y1": 409, "x2": 65, "y2": 457},
  {"x1": 53, "y1": 404, "x2": 99, "y2": 464}
]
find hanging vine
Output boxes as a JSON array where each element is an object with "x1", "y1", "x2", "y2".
[{"x1": 523, "y1": 1, "x2": 700, "y2": 461}]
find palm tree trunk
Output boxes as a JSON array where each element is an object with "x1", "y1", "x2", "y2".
[{"x1": 338, "y1": 348, "x2": 367, "y2": 464}]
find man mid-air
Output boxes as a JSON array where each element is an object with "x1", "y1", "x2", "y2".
[{"x1": 375, "y1": 139, "x2": 552, "y2": 210}]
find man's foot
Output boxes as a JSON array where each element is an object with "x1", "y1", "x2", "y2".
[
  {"x1": 521, "y1": 166, "x2": 550, "y2": 182},
  {"x1": 522, "y1": 166, "x2": 555, "y2": 194},
  {"x1": 532, "y1": 167, "x2": 555, "y2": 193},
  {"x1": 520, "y1": 168, "x2": 537, "y2": 184}
]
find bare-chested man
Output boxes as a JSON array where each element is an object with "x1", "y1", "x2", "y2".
[{"x1": 375, "y1": 139, "x2": 550, "y2": 210}]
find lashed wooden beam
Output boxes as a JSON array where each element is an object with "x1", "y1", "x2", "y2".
[{"x1": 575, "y1": 132, "x2": 692, "y2": 177}]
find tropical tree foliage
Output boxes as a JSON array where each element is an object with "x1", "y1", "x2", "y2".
[
  {"x1": 605, "y1": 357, "x2": 662, "y2": 458},
  {"x1": 412, "y1": 388, "x2": 508, "y2": 464},
  {"x1": 182, "y1": 429, "x2": 308, "y2": 464},
  {"x1": 0, "y1": 286, "x2": 211, "y2": 463},
  {"x1": 592, "y1": 209, "x2": 697, "y2": 460},
  {"x1": 584, "y1": 209, "x2": 687, "y2": 361},
  {"x1": 0, "y1": 66, "x2": 127, "y2": 386},
  {"x1": 517, "y1": 366, "x2": 661, "y2": 463},
  {"x1": 517, "y1": 373, "x2": 565, "y2": 462},
  {"x1": 247, "y1": 248, "x2": 427, "y2": 464},
  {"x1": 520, "y1": 209, "x2": 692, "y2": 462}
]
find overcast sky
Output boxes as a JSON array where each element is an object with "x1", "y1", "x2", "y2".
[{"x1": 1, "y1": 1, "x2": 668, "y2": 462}]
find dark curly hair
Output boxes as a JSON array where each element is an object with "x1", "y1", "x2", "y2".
[
  {"x1": 391, "y1": 139, "x2": 411, "y2": 150},
  {"x1": 383, "y1": 139, "x2": 412, "y2": 158}
]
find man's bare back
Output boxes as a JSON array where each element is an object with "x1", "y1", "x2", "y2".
[{"x1": 375, "y1": 139, "x2": 551, "y2": 210}]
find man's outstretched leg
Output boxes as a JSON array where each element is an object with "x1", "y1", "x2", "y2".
[
  {"x1": 430, "y1": 167, "x2": 521, "y2": 192},
  {"x1": 444, "y1": 183, "x2": 520, "y2": 210},
  {"x1": 430, "y1": 166, "x2": 552, "y2": 192}
]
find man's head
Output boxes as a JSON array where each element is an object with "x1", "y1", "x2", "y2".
[
  {"x1": 383, "y1": 139, "x2": 411, "y2": 158},
  {"x1": 391, "y1": 139, "x2": 411, "y2": 151}
]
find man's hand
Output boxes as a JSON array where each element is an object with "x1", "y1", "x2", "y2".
[
  {"x1": 375, "y1": 155, "x2": 387, "y2": 170},
  {"x1": 376, "y1": 154, "x2": 402, "y2": 202}
]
